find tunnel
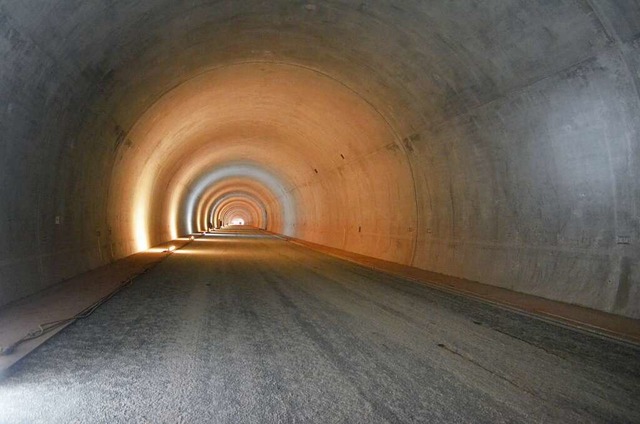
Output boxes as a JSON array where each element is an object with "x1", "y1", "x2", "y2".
[{"x1": 0, "y1": 1, "x2": 639, "y2": 422}]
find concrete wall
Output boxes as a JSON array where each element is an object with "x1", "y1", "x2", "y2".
[{"x1": 0, "y1": 1, "x2": 638, "y2": 318}]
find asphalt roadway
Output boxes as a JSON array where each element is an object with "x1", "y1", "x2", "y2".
[{"x1": 1, "y1": 229, "x2": 639, "y2": 423}]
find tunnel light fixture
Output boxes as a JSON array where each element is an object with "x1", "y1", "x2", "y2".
[{"x1": 166, "y1": 245, "x2": 176, "y2": 252}]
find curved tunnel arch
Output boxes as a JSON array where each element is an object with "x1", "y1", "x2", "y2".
[
  {"x1": 218, "y1": 201, "x2": 258, "y2": 227},
  {"x1": 199, "y1": 183, "x2": 277, "y2": 232},
  {"x1": 109, "y1": 62, "x2": 415, "y2": 263},
  {"x1": 188, "y1": 167, "x2": 288, "y2": 234},
  {"x1": 0, "y1": 1, "x2": 638, "y2": 319},
  {"x1": 180, "y1": 162, "x2": 294, "y2": 237},
  {"x1": 208, "y1": 192, "x2": 268, "y2": 230}
]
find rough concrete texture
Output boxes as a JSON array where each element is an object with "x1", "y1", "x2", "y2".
[
  {"x1": 0, "y1": 237, "x2": 190, "y2": 372},
  {"x1": 0, "y1": 1, "x2": 638, "y2": 319},
  {"x1": 1, "y1": 233, "x2": 639, "y2": 423}
]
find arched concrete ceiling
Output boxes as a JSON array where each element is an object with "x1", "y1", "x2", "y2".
[
  {"x1": 207, "y1": 192, "x2": 268, "y2": 230},
  {"x1": 0, "y1": 1, "x2": 638, "y2": 318},
  {"x1": 107, "y1": 63, "x2": 410, "y2": 257},
  {"x1": 200, "y1": 183, "x2": 276, "y2": 232},
  {"x1": 218, "y1": 200, "x2": 260, "y2": 227}
]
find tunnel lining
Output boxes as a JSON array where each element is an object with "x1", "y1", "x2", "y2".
[{"x1": 0, "y1": 1, "x2": 637, "y2": 318}]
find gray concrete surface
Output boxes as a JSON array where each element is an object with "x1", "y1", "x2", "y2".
[
  {"x1": 0, "y1": 0, "x2": 638, "y2": 321},
  {"x1": 0, "y1": 237, "x2": 187, "y2": 372},
  {"x1": 1, "y1": 232, "x2": 638, "y2": 423}
]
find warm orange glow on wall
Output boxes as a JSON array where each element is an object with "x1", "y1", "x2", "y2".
[{"x1": 108, "y1": 62, "x2": 414, "y2": 264}]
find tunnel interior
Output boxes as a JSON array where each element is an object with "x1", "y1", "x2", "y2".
[{"x1": 1, "y1": 1, "x2": 639, "y2": 318}]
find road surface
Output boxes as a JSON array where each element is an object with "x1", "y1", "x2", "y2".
[{"x1": 1, "y1": 229, "x2": 638, "y2": 423}]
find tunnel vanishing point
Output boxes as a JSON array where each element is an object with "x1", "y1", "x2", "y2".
[{"x1": 0, "y1": 0, "x2": 640, "y2": 422}]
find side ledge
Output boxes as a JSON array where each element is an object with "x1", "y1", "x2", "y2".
[
  {"x1": 283, "y1": 235, "x2": 640, "y2": 346},
  {"x1": 0, "y1": 237, "x2": 197, "y2": 374}
]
